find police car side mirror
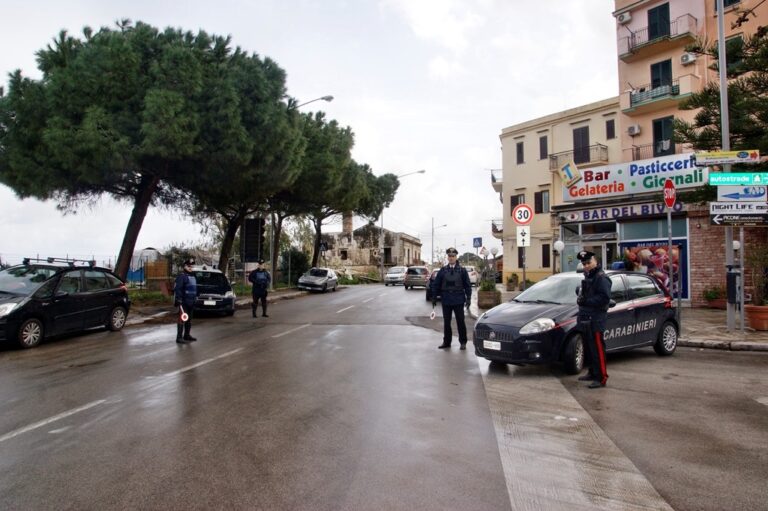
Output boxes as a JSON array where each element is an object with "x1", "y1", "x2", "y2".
[{"x1": 609, "y1": 300, "x2": 616, "y2": 308}]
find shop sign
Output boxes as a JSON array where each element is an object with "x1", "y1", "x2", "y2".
[
  {"x1": 717, "y1": 185, "x2": 768, "y2": 201},
  {"x1": 694, "y1": 150, "x2": 760, "y2": 166},
  {"x1": 562, "y1": 153, "x2": 706, "y2": 202},
  {"x1": 709, "y1": 172, "x2": 768, "y2": 186},
  {"x1": 560, "y1": 201, "x2": 683, "y2": 222}
]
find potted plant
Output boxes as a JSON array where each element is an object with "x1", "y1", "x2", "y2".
[
  {"x1": 477, "y1": 279, "x2": 501, "y2": 309},
  {"x1": 745, "y1": 242, "x2": 768, "y2": 330},
  {"x1": 506, "y1": 273, "x2": 519, "y2": 292},
  {"x1": 702, "y1": 285, "x2": 727, "y2": 310}
]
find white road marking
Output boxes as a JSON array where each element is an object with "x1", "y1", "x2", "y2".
[
  {"x1": 164, "y1": 348, "x2": 244, "y2": 377},
  {"x1": 362, "y1": 298, "x2": 373, "y2": 303},
  {"x1": 272, "y1": 323, "x2": 311, "y2": 338},
  {"x1": 756, "y1": 397, "x2": 768, "y2": 406},
  {"x1": 0, "y1": 399, "x2": 106, "y2": 444},
  {"x1": 336, "y1": 305, "x2": 355, "y2": 313}
]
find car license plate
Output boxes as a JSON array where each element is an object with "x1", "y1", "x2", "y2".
[
  {"x1": 204, "y1": 300, "x2": 216, "y2": 306},
  {"x1": 484, "y1": 340, "x2": 501, "y2": 351}
]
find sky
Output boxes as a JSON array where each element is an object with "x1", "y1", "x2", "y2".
[{"x1": 0, "y1": 0, "x2": 619, "y2": 267}]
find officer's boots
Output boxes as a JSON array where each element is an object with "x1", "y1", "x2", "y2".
[
  {"x1": 262, "y1": 304, "x2": 268, "y2": 318},
  {"x1": 183, "y1": 323, "x2": 196, "y2": 342},
  {"x1": 252, "y1": 304, "x2": 257, "y2": 318},
  {"x1": 176, "y1": 323, "x2": 187, "y2": 344}
]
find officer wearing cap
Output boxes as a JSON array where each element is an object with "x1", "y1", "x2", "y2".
[
  {"x1": 431, "y1": 247, "x2": 472, "y2": 350},
  {"x1": 248, "y1": 259, "x2": 271, "y2": 318},
  {"x1": 174, "y1": 258, "x2": 197, "y2": 343},
  {"x1": 576, "y1": 250, "x2": 611, "y2": 388}
]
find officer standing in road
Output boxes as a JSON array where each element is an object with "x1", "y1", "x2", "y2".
[
  {"x1": 249, "y1": 259, "x2": 271, "y2": 318},
  {"x1": 174, "y1": 258, "x2": 197, "y2": 344},
  {"x1": 576, "y1": 250, "x2": 611, "y2": 388},
  {"x1": 432, "y1": 247, "x2": 472, "y2": 350}
]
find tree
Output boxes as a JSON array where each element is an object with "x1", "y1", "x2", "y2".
[{"x1": 0, "y1": 21, "x2": 282, "y2": 279}]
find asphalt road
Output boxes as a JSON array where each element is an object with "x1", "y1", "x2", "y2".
[{"x1": 0, "y1": 284, "x2": 766, "y2": 510}]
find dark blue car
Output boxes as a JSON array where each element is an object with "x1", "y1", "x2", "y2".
[{"x1": 473, "y1": 271, "x2": 678, "y2": 374}]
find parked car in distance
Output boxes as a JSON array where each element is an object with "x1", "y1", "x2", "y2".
[
  {"x1": 425, "y1": 268, "x2": 440, "y2": 301},
  {"x1": 298, "y1": 267, "x2": 338, "y2": 293},
  {"x1": 473, "y1": 270, "x2": 678, "y2": 374},
  {"x1": 384, "y1": 266, "x2": 407, "y2": 286},
  {"x1": 189, "y1": 266, "x2": 235, "y2": 316},
  {"x1": 404, "y1": 266, "x2": 430, "y2": 289},
  {"x1": 0, "y1": 257, "x2": 131, "y2": 349},
  {"x1": 464, "y1": 266, "x2": 479, "y2": 286}
]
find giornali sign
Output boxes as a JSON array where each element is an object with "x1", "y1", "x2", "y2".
[{"x1": 562, "y1": 153, "x2": 707, "y2": 202}]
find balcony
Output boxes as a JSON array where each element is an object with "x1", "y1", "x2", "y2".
[
  {"x1": 491, "y1": 169, "x2": 502, "y2": 192},
  {"x1": 618, "y1": 14, "x2": 698, "y2": 62},
  {"x1": 491, "y1": 219, "x2": 503, "y2": 239},
  {"x1": 549, "y1": 143, "x2": 608, "y2": 171},
  {"x1": 630, "y1": 141, "x2": 678, "y2": 161}
]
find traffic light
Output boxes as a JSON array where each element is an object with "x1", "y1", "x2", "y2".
[{"x1": 242, "y1": 217, "x2": 267, "y2": 262}]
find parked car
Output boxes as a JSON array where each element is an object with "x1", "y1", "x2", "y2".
[
  {"x1": 425, "y1": 268, "x2": 440, "y2": 301},
  {"x1": 404, "y1": 266, "x2": 430, "y2": 289},
  {"x1": 298, "y1": 267, "x2": 338, "y2": 292},
  {"x1": 189, "y1": 266, "x2": 235, "y2": 316},
  {"x1": 0, "y1": 258, "x2": 131, "y2": 349},
  {"x1": 464, "y1": 265, "x2": 479, "y2": 286},
  {"x1": 384, "y1": 266, "x2": 407, "y2": 286},
  {"x1": 473, "y1": 270, "x2": 678, "y2": 374}
]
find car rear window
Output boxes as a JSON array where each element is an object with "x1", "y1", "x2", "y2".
[
  {"x1": 626, "y1": 274, "x2": 662, "y2": 298},
  {"x1": 84, "y1": 270, "x2": 109, "y2": 291},
  {"x1": 407, "y1": 268, "x2": 428, "y2": 275},
  {"x1": 309, "y1": 269, "x2": 328, "y2": 277}
]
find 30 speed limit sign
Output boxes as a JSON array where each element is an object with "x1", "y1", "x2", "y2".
[{"x1": 512, "y1": 204, "x2": 534, "y2": 225}]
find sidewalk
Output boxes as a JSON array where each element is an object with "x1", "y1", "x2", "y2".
[{"x1": 469, "y1": 285, "x2": 768, "y2": 352}]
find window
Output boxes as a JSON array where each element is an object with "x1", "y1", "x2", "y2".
[
  {"x1": 58, "y1": 271, "x2": 82, "y2": 294},
  {"x1": 726, "y1": 35, "x2": 744, "y2": 72},
  {"x1": 510, "y1": 194, "x2": 525, "y2": 212},
  {"x1": 610, "y1": 276, "x2": 629, "y2": 302},
  {"x1": 716, "y1": 0, "x2": 741, "y2": 10},
  {"x1": 652, "y1": 116, "x2": 675, "y2": 157},
  {"x1": 542, "y1": 244, "x2": 551, "y2": 268},
  {"x1": 620, "y1": 218, "x2": 687, "y2": 239},
  {"x1": 650, "y1": 59, "x2": 672, "y2": 89},
  {"x1": 539, "y1": 136, "x2": 548, "y2": 160},
  {"x1": 606, "y1": 119, "x2": 615, "y2": 140},
  {"x1": 517, "y1": 247, "x2": 525, "y2": 268},
  {"x1": 516, "y1": 141, "x2": 524, "y2": 164},
  {"x1": 573, "y1": 126, "x2": 590, "y2": 164},
  {"x1": 626, "y1": 274, "x2": 662, "y2": 299},
  {"x1": 534, "y1": 190, "x2": 550, "y2": 214},
  {"x1": 340, "y1": 250, "x2": 348, "y2": 260},
  {"x1": 84, "y1": 270, "x2": 109, "y2": 291},
  {"x1": 648, "y1": 3, "x2": 670, "y2": 41}
]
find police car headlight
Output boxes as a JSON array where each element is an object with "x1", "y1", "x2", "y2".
[
  {"x1": 0, "y1": 302, "x2": 20, "y2": 318},
  {"x1": 519, "y1": 318, "x2": 556, "y2": 335},
  {"x1": 225, "y1": 291, "x2": 235, "y2": 298}
]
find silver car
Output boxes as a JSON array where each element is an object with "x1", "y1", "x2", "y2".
[
  {"x1": 384, "y1": 266, "x2": 407, "y2": 286},
  {"x1": 298, "y1": 267, "x2": 338, "y2": 293}
]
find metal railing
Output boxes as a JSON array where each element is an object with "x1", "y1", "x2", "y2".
[
  {"x1": 549, "y1": 143, "x2": 608, "y2": 170},
  {"x1": 631, "y1": 142, "x2": 681, "y2": 160},
  {"x1": 618, "y1": 14, "x2": 698, "y2": 55},
  {"x1": 629, "y1": 79, "x2": 680, "y2": 107}
]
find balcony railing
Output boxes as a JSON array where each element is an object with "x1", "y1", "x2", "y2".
[
  {"x1": 618, "y1": 14, "x2": 698, "y2": 57},
  {"x1": 630, "y1": 79, "x2": 680, "y2": 107},
  {"x1": 630, "y1": 142, "x2": 681, "y2": 161},
  {"x1": 491, "y1": 219, "x2": 503, "y2": 239},
  {"x1": 549, "y1": 143, "x2": 608, "y2": 171}
]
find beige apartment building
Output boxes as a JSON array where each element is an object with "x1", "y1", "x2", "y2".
[{"x1": 495, "y1": 0, "x2": 767, "y2": 305}]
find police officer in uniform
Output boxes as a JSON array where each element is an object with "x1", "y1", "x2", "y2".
[
  {"x1": 431, "y1": 247, "x2": 472, "y2": 350},
  {"x1": 576, "y1": 250, "x2": 611, "y2": 388},
  {"x1": 174, "y1": 258, "x2": 197, "y2": 343},
  {"x1": 248, "y1": 259, "x2": 271, "y2": 317}
]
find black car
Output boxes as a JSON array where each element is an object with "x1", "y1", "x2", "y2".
[
  {"x1": 473, "y1": 270, "x2": 678, "y2": 374},
  {"x1": 0, "y1": 258, "x2": 131, "y2": 349},
  {"x1": 189, "y1": 266, "x2": 236, "y2": 316}
]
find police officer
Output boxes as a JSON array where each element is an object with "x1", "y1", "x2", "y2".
[
  {"x1": 174, "y1": 258, "x2": 197, "y2": 343},
  {"x1": 432, "y1": 247, "x2": 472, "y2": 350},
  {"x1": 249, "y1": 259, "x2": 271, "y2": 318},
  {"x1": 576, "y1": 250, "x2": 611, "y2": 388}
]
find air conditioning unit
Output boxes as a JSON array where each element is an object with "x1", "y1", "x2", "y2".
[
  {"x1": 681, "y1": 53, "x2": 697, "y2": 65},
  {"x1": 617, "y1": 12, "x2": 632, "y2": 24},
  {"x1": 627, "y1": 124, "x2": 641, "y2": 136}
]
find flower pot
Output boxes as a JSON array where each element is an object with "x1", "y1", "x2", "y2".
[
  {"x1": 705, "y1": 298, "x2": 727, "y2": 310},
  {"x1": 478, "y1": 290, "x2": 501, "y2": 309},
  {"x1": 745, "y1": 304, "x2": 768, "y2": 331}
]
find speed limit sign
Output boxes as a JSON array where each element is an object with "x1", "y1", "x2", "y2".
[{"x1": 512, "y1": 204, "x2": 534, "y2": 225}]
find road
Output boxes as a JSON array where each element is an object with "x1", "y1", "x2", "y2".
[{"x1": 0, "y1": 285, "x2": 766, "y2": 510}]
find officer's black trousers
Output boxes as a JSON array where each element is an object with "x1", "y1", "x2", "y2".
[
  {"x1": 252, "y1": 293, "x2": 267, "y2": 316},
  {"x1": 177, "y1": 307, "x2": 194, "y2": 339},
  {"x1": 442, "y1": 303, "x2": 468, "y2": 345},
  {"x1": 579, "y1": 314, "x2": 608, "y2": 384}
]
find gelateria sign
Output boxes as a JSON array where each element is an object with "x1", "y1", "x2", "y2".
[{"x1": 562, "y1": 153, "x2": 708, "y2": 202}]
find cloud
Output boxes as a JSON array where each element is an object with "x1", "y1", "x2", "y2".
[{"x1": 428, "y1": 55, "x2": 465, "y2": 78}]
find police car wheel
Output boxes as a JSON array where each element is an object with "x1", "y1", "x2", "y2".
[
  {"x1": 653, "y1": 321, "x2": 678, "y2": 356},
  {"x1": 563, "y1": 333, "x2": 585, "y2": 374},
  {"x1": 18, "y1": 318, "x2": 44, "y2": 349},
  {"x1": 107, "y1": 306, "x2": 127, "y2": 331}
]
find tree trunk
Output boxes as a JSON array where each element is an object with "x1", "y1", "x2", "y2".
[
  {"x1": 217, "y1": 209, "x2": 245, "y2": 276},
  {"x1": 311, "y1": 217, "x2": 323, "y2": 267},
  {"x1": 115, "y1": 175, "x2": 160, "y2": 281},
  {"x1": 271, "y1": 211, "x2": 285, "y2": 278}
]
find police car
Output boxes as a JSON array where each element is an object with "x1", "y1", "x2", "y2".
[
  {"x1": 473, "y1": 270, "x2": 678, "y2": 374},
  {"x1": 188, "y1": 266, "x2": 235, "y2": 316}
]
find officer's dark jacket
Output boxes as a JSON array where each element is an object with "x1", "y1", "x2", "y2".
[
  {"x1": 249, "y1": 269, "x2": 271, "y2": 295},
  {"x1": 579, "y1": 265, "x2": 611, "y2": 314},
  {"x1": 174, "y1": 271, "x2": 197, "y2": 307},
  {"x1": 432, "y1": 263, "x2": 472, "y2": 306}
]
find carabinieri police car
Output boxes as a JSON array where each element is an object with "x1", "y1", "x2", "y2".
[{"x1": 473, "y1": 270, "x2": 678, "y2": 373}]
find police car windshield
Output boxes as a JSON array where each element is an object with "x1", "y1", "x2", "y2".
[
  {"x1": 195, "y1": 272, "x2": 228, "y2": 286},
  {"x1": 513, "y1": 274, "x2": 580, "y2": 305},
  {"x1": 0, "y1": 266, "x2": 58, "y2": 295},
  {"x1": 308, "y1": 269, "x2": 328, "y2": 277}
]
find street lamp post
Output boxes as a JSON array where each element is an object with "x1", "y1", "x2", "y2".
[
  {"x1": 553, "y1": 240, "x2": 565, "y2": 274},
  {"x1": 380, "y1": 170, "x2": 426, "y2": 282},
  {"x1": 295, "y1": 95, "x2": 334, "y2": 109},
  {"x1": 431, "y1": 217, "x2": 447, "y2": 266}
]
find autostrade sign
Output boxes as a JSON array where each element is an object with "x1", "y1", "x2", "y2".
[{"x1": 562, "y1": 153, "x2": 707, "y2": 202}]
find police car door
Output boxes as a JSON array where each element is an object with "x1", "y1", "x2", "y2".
[
  {"x1": 625, "y1": 273, "x2": 666, "y2": 346},
  {"x1": 603, "y1": 274, "x2": 637, "y2": 350}
]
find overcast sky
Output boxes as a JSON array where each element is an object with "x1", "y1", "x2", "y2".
[{"x1": 0, "y1": 0, "x2": 619, "y2": 266}]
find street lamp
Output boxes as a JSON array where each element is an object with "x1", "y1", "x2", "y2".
[
  {"x1": 380, "y1": 170, "x2": 426, "y2": 281},
  {"x1": 431, "y1": 217, "x2": 447, "y2": 266},
  {"x1": 295, "y1": 95, "x2": 334, "y2": 109},
  {"x1": 553, "y1": 240, "x2": 565, "y2": 274}
]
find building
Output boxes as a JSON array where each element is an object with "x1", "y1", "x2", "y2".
[{"x1": 495, "y1": 0, "x2": 767, "y2": 305}]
